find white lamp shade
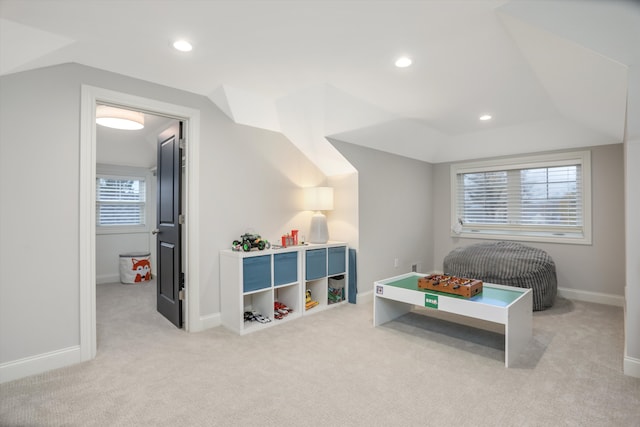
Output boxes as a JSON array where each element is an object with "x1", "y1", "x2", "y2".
[
  {"x1": 303, "y1": 187, "x2": 334, "y2": 211},
  {"x1": 304, "y1": 187, "x2": 333, "y2": 244},
  {"x1": 96, "y1": 105, "x2": 145, "y2": 130}
]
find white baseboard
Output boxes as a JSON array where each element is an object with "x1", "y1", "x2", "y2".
[
  {"x1": 557, "y1": 287, "x2": 624, "y2": 307},
  {"x1": 200, "y1": 312, "x2": 221, "y2": 330},
  {"x1": 624, "y1": 355, "x2": 640, "y2": 378},
  {"x1": 97, "y1": 273, "x2": 119, "y2": 285},
  {"x1": 0, "y1": 346, "x2": 81, "y2": 384},
  {"x1": 356, "y1": 289, "x2": 373, "y2": 304}
]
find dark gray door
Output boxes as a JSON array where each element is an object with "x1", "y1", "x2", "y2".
[{"x1": 156, "y1": 122, "x2": 183, "y2": 328}]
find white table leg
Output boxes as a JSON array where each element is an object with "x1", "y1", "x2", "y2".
[
  {"x1": 373, "y1": 295, "x2": 412, "y2": 327},
  {"x1": 504, "y1": 290, "x2": 533, "y2": 367}
]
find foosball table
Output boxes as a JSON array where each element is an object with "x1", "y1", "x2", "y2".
[{"x1": 417, "y1": 274, "x2": 483, "y2": 298}]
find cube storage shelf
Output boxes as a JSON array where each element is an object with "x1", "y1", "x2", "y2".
[{"x1": 220, "y1": 242, "x2": 348, "y2": 335}]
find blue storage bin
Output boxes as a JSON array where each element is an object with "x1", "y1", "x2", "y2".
[
  {"x1": 305, "y1": 249, "x2": 327, "y2": 280},
  {"x1": 243, "y1": 255, "x2": 271, "y2": 292},
  {"x1": 328, "y1": 246, "x2": 346, "y2": 275},
  {"x1": 274, "y1": 252, "x2": 298, "y2": 286}
]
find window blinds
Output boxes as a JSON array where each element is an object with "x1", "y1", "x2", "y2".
[
  {"x1": 456, "y1": 164, "x2": 582, "y2": 232},
  {"x1": 96, "y1": 177, "x2": 146, "y2": 226}
]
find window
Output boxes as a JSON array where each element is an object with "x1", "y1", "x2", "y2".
[
  {"x1": 450, "y1": 151, "x2": 591, "y2": 244},
  {"x1": 96, "y1": 175, "x2": 146, "y2": 228}
]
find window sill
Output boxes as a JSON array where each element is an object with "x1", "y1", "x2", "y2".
[
  {"x1": 97, "y1": 226, "x2": 149, "y2": 235},
  {"x1": 451, "y1": 228, "x2": 591, "y2": 245}
]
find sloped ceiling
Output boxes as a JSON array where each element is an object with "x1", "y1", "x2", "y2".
[{"x1": 1, "y1": 0, "x2": 638, "y2": 175}]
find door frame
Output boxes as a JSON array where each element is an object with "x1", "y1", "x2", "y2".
[{"x1": 79, "y1": 85, "x2": 202, "y2": 361}]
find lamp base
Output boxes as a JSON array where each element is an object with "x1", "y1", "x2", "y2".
[{"x1": 308, "y1": 212, "x2": 329, "y2": 244}]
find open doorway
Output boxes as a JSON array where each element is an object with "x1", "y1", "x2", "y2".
[
  {"x1": 95, "y1": 107, "x2": 181, "y2": 342},
  {"x1": 79, "y1": 85, "x2": 202, "y2": 362}
]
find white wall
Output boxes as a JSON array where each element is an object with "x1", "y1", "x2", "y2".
[
  {"x1": 431, "y1": 144, "x2": 625, "y2": 302},
  {"x1": 96, "y1": 234, "x2": 151, "y2": 283},
  {"x1": 624, "y1": 65, "x2": 640, "y2": 378},
  {"x1": 328, "y1": 172, "x2": 359, "y2": 251},
  {"x1": 330, "y1": 139, "x2": 434, "y2": 298},
  {"x1": 0, "y1": 63, "x2": 327, "y2": 375},
  {"x1": 1, "y1": 66, "x2": 81, "y2": 367},
  {"x1": 625, "y1": 139, "x2": 640, "y2": 376},
  {"x1": 196, "y1": 110, "x2": 328, "y2": 317}
]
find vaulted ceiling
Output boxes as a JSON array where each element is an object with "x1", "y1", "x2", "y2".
[{"x1": 1, "y1": 0, "x2": 638, "y2": 175}]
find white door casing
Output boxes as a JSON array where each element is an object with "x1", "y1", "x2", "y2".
[{"x1": 79, "y1": 85, "x2": 202, "y2": 361}]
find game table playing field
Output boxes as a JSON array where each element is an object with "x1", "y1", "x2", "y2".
[{"x1": 373, "y1": 272, "x2": 532, "y2": 367}]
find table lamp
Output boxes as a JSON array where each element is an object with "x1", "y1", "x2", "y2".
[{"x1": 304, "y1": 187, "x2": 334, "y2": 244}]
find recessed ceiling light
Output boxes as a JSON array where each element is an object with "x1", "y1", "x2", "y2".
[
  {"x1": 479, "y1": 114, "x2": 492, "y2": 121},
  {"x1": 173, "y1": 40, "x2": 193, "y2": 52},
  {"x1": 395, "y1": 56, "x2": 412, "y2": 68}
]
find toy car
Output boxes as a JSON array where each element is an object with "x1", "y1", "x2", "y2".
[{"x1": 232, "y1": 233, "x2": 270, "y2": 252}]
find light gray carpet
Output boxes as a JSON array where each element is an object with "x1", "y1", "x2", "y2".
[{"x1": 1, "y1": 280, "x2": 639, "y2": 426}]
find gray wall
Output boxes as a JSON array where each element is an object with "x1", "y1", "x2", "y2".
[
  {"x1": 331, "y1": 139, "x2": 625, "y2": 300},
  {"x1": 0, "y1": 63, "x2": 326, "y2": 365},
  {"x1": 432, "y1": 144, "x2": 625, "y2": 297},
  {"x1": 624, "y1": 64, "x2": 640, "y2": 374},
  {"x1": 330, "y1": 139, "x2": 434, "y2": 295}
]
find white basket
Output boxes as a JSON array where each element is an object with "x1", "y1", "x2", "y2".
[{"x1": 119, "y1": 252, "x2": 151, "y2": 284}]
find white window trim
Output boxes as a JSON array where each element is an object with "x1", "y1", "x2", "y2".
[
  {"x1": 450, "y1": 150, "x2": 592, "y2": 245},
  {"x1": 96, "y1": 164, "x2": 151, "y2": 235}
]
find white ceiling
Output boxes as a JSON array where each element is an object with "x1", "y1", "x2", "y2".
[{"x1": 1, "y1": 0, "x2": 639, "y2": 173}]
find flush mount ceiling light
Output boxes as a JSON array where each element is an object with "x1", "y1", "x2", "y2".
[
  {"x1": 173, "y1": 39, "x2": 193, "y2": 52},
  {"x1": 394, "y1": 56, "x2": 412, "y2": 68},
  {"x1": 479, "y1": 114, "x2": 492, "y2": 121},
  {"x1": 96, "y1": 105, "x2": 144, "y2": 130}
]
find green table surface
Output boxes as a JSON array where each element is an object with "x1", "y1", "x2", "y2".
[{"x1": 383, "y1": 276, "x2": 524, "y2": 307}]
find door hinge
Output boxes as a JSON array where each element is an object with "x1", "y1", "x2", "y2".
[
  {"x1": 179, "y1": 214, "x2": 185, "y2": 224},
  {"x1": 179, "y1": 272, "x2": 185, "y2": 302},
  {"x1": 179, "y1": 272, "x2": 185, "y2": 301},
  {"x1": 179, "y1": 138, "x2": 185, "y2": 150}
]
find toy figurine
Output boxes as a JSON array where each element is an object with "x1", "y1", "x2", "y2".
[{"x1": 305, "y1": 289, "x2": 319, "y2": 310}]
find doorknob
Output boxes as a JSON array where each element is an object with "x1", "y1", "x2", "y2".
[{"x1": 152, "y1": 229, "x2": 160, "y2": 235}]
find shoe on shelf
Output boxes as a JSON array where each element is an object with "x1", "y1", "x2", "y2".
[
  {"x1": 245, "y1": 310, "x2": 271, "y2": 323},
  {"x1": 274, "y1": 301, "x2": 293, "y2": 315},
  {"x1": 252, "y1": 311, "x2": 271, "y2": 323}
]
